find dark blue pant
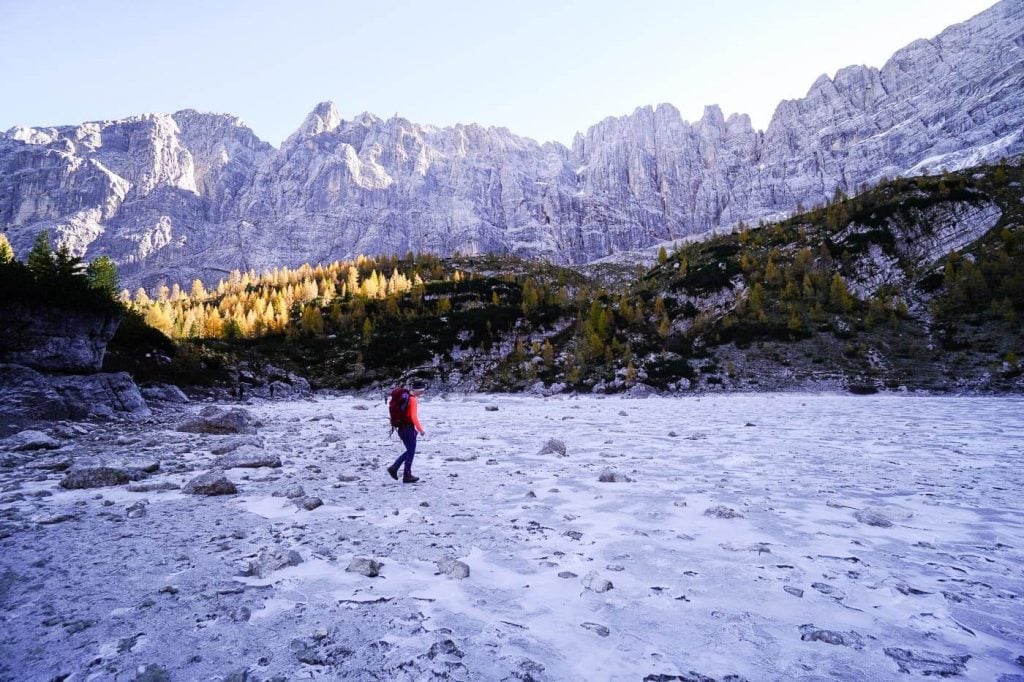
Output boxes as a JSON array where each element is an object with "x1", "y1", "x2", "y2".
[{"x1": 392, "y1": 426, "x2": 417, "y2": 476}]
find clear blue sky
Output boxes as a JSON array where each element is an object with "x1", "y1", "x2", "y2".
[{"x1": 0, "y1": 0, "x2": 997, "y2": 146}]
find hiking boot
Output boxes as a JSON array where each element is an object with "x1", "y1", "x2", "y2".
[
  {"x1": 386, "y1": 465, "x2": 399, "y2": 480},
  {"x1": 402, "y1": 474, "x2": 420, "y2": 484}
]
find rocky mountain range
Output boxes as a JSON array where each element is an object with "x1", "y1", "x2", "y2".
[{"x1": 1, "y1": 0, "x2": 1021, "y2": 288}]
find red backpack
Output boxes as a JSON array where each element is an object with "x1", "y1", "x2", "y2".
[{"x1": 388, "y1": 387, "x2": 413, "y2": 429}]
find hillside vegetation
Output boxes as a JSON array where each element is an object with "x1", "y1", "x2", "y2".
[{"x1": 116, "y1": 159, "x2": 1023, "y2": 394}]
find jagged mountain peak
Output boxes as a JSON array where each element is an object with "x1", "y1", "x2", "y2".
[{"x1": 1, "y1": 0, "x2": 1021, "y2": 287}]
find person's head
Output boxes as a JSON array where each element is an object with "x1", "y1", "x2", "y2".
[{"x1": 410, "y1": 381, "x2": 427, "y2": 396}]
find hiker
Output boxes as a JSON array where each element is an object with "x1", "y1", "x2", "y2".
[{"x1": 387, "y1": 381, "x2": 427, "y2": 483}]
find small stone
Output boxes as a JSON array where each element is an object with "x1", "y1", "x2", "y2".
[
  {"x1": 485, "y1": 406, "x2": 499, "y2": 412},
  {"x1": 598, "y1": 469, "x2": 633, "y2": 483},
  {"x1": 854, "y1": 508, "x2": 893, "y2": 527},
  {"x1": 126, "y1": 501, "x2": 147, "y2": 519},
  {"x1": 563, "y1": 530, "x2": 583, "y2": 541},
  {"x1": 799, "y1": 624, "x2": 863, "y2": 648},
  {"x1": 158, "y1": 585, "x2": 178, "y2": 595},
  {"x1": 583, "y1": 572, "x2": 613, "y2": 593},
  {"x1": 581, "y1": 622, "x2": 610, "y2": 637},
  {"x1": 668, "y1": 431, "x2": 678, "y2": 437},
  {"x1": 299, "y1": 496, "x2": 323, "y2": 511},
  {"x1": 346, "y1": 557, "x2": 382, "y2": 577},
  {"x1": 606, "y1": 564, "x2": 625, "y2": 572},
  {"x1": 134, "y1": 664, "x2": 170, "y2": 682},
  {"x1": 558, "y1": 571, "x2": 577, "y2": 579},
  {"x1": 538, "y1": 438, "x2": 567, "y2": 456},
  {"x1": 525, "y1": 491, "x2": 537, "y2": 499},
  {"x1": 703, "y1": 505, "x2": 743, "y2": 519},
  {"x1": 337, "y1": 475, "x2": 359, "y2": 482},
  {"x1": 784, "y1": 586, "x2": 804, "y2": 598},
  {"x1": 436, "y1": 558, "x2": 470, "y2": 579},
  {"x1": 31, "y1": 512, "x2": 76, "y2": 525}
]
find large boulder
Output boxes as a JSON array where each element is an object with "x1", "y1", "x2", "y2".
[
  {"x1": 178, "y1": 407, "x2": 258, "y2": 435},
  {"x1": 0, "y1": 364, "x2": 150, "y2": 434},
  {"x1": 0, "y1": 304, "x2": 121, "y2": 372},
  {"x1": 183, "y1": 470, "x2": 238, "y2": 495},
  {"x1": 140, "y1": 384, "x2": 189, "y2": 404},
  {"x1": 50, "y1": 372, "x2": 151, "y2": 419},
  {"x1": 0, "y1": 364, "x2": 70, "y2": 434}
]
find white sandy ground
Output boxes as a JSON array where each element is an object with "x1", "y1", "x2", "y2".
[{"x1": 1, "y1": 393, "x2": 1023, "y2": 681}]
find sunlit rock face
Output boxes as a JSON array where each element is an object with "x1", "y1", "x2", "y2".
[{"x1": 1, "y1": 1, "x2": 1021, "y2": 286}]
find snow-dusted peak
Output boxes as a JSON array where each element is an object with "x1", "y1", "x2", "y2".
[{"x1": 293, "y1": 100, "x2": 343, "y2": 139}]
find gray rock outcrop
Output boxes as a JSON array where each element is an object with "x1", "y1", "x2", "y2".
[
  {"x1": 0, "y1": 304, "x2": 120, "y2": 372},
  {"x1": 1, "y1": 2, "x2": 1020, "y2": 286}
]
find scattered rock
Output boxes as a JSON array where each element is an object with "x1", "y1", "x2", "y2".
[
  {"x1": 581, "y1": 622, "x2": 610, "y2": 637},
  {"x1": 485, "y1": 405, "x2": 499, "y2": 411},
  {"x1": 337, "y1": 475, "x2": 359, "y2": 482},
  {"x1": 31, "y1": 512, "x2": 76, "y2": 525},
  {"x1": 538, "y1": 438, "x2": 566, "y2": 456},
  {"x1": 134, "y1": 664, "x2": 170, "y2": 682},
  {"x1": 127, "y1": 481, "x2": 180, "y2": 493},
  {"x1": 784, "y1": 586, "x2": 804, "y2": 598},
  {"x1": 606, "y1": 564, "x2": 625, "y2": 572},
  {"x1": 213, "y1": 446, "x2": 281, "y2": 469},
  {"x1": 883, "y1": 648, "x2": 971, "y2": 676},
  {"x1": 60, "y1": 466, "x2": 147, "y2": 489},
  {"x1": 126, "y1": 501, "x2": 147, "y2": 519},
  {"x1": 703, "y1": 505, "x2": 743, "y2": 519},
  {"x1": 854, "y1": 508, "x2": 894, "y2": 527},
  {"x1": 183, "y1": 470, "x2": 237, "y2": 496},
  {"x1": 444, "y1": 454, "x2": 478, "y2": 462},
  {"x1": 668, "y1": 431, "x2": 678, "y2": 437},
  {"x1": 178, "y1": 406, "x2": 258, "y2": 435},
  {"x1": 158, "y1": 585, "x2": 178, "y2": 595},
  {"x1": 598, "y1": 469, "x2": 633, "y2": 483},
  {"x1": 274, "y1": 484, "x2": 306, "y2": 499},
  {"x1": 558, "y1": 571, "x2": 577, "y2": 579},
  {"x1": 352, "y1": 404, "x2": 370, "y2": 410},
  {"x1": 563, "y1": 530, "x2": 584, "y2": 541},
  {"x1": 1, "y1": 430, "x2": 60, "y2": 451},
  {"x1": 583, "y1": 572, "x2": 613, "y2": 593},
  {"x1": 140, "y1": 384, "x2": 189, "y2": 404},
  {"x1": 799, "y1": 624, "x2": 864, "y2": 648},
  {"x1": 298, "y1": 496, "x2": 323, "y2": 511},
  {"x1": 247, "y1": 549, "x2": 304, "y2": 578},
  {"x1": 346, "y1": 557, "x2": 382, "y2": 578},
  {"x1": 210, "y1": 436, "x2": 264, "y2": 456},
  {"x1": 437, "y1": 558, "x2": 470, "y2": 579}
]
